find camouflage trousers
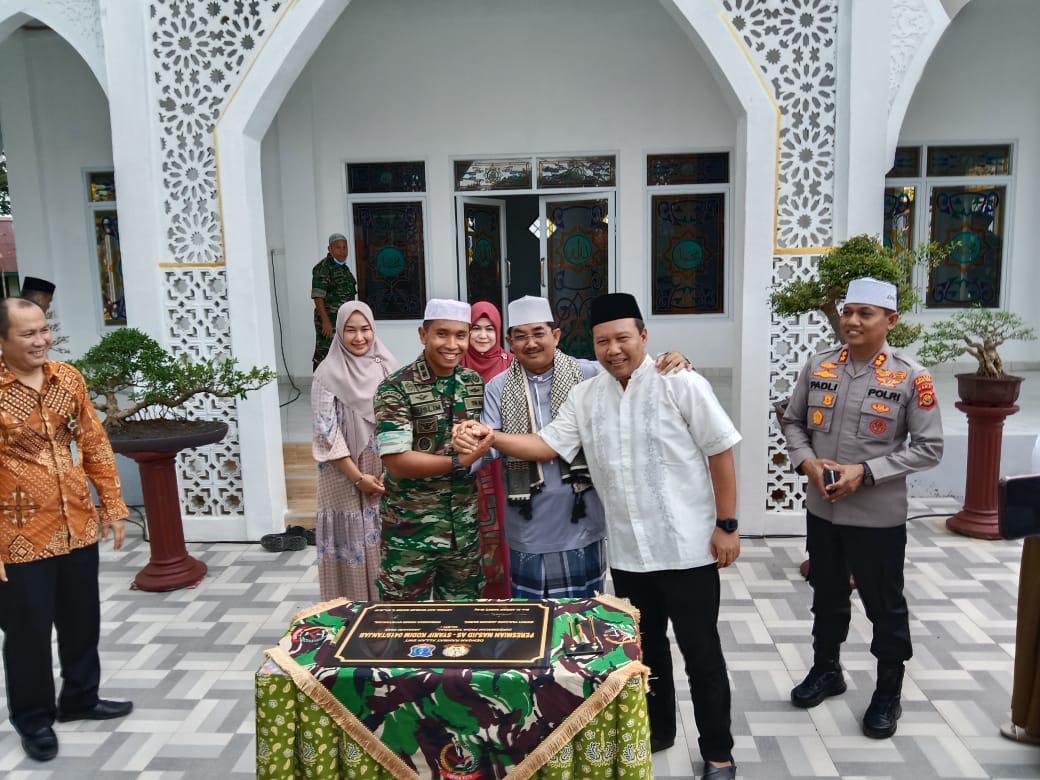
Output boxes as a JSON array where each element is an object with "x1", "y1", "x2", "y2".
[{"x1": 378, "y1": 540, "x2": 485, "y2": 601}]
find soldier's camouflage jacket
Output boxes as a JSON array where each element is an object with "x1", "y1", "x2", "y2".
[{"x1": 375, "y1": 353, "x2": 485, "y2": 552}]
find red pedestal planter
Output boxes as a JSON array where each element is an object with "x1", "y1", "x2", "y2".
[
  {"x1": 109, "y1": 421, "x2": 228, "y2": 591},
  {"x1": 946, "y1": 374, "x2": 1023, "y2": 540}
]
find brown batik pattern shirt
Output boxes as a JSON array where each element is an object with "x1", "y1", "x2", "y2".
[{"x1": 0, "y1": 359, "x2": 127, "y2": 564}]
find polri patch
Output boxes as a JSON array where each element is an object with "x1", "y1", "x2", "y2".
[{"x1": 869, "y1": 418, "x2": 888, "y2": 434}]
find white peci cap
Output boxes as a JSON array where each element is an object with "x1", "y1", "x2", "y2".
[
  {"x1": 845, "y1": 277, "x2": 897, "y2": 310},
  {"x1": 508, "y1": 296, "x2": 554, "y2": 328},
  {"x1": 423, "y1": 299, "x2": 471, "y2": 323}
]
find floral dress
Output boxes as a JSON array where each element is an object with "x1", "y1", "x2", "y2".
[{"x1": 312, "y1": 381, "x2": 382, "y2": 601}]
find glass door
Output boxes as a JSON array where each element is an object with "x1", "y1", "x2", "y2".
[
  {"x1": 457, "y1": 197, "x2": 506, "y2": 314},
  {"x1": 538, "y1": 195, "x2": 613, "y2": 358}
]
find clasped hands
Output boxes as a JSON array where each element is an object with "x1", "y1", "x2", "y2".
[
  {"x1": 804, "y1": 458, "x2": 865, "y2": 502},
  {"x1": 453, "y1": 420, "x2": 495, "y2": 460}
]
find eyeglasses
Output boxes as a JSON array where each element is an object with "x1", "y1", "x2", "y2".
[{"x1": 508, "y1": 329, "x2": 553, "y2": 345}]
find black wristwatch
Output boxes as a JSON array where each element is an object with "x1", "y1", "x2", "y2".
[
  {"x1": 861, "y1": 462, "x2": 875, "y2": 486},
  {"x1": 715, "y1": 518, "x2": 738, "y2": 533},
  {"x1": 450, "y1": 452, "x2": 469, "y2": 479}
]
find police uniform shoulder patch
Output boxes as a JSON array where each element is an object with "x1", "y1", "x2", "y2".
[{"x1": 919, "y1": 389, "x2": 937, "y2": 408}]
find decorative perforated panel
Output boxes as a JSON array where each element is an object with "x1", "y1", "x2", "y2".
[
  {"x1": 721, "y1": 0, "x2": 839, "y2": 511},
  {"x1": 150, "y1": 1, "x2": 284, "y2": 518},
  {"x1": 890, "y1": 0, "x2": 936, "y2": 110}
]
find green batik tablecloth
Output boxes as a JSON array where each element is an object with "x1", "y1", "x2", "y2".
[{"x1": 256, "y1": 596, "x2": 652, "y2": 779}]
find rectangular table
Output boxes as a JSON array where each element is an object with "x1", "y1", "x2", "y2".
[{"x1": 256, "y1": 596, "x2": 652, "y2": 779}]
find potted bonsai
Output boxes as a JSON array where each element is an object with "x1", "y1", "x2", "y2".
[
  {"x1": 916, "y1": 308, "x2": 1037, "y2": 539},
  {"x1": 770, "y1": 233, "x2": 940, "y2": 352},
  {"x1": 74, "y1": 328, "x2": 276, "y2": 590},
  {"x1": 916, "y1": 308, "x2": 1036, "y2": 405}
]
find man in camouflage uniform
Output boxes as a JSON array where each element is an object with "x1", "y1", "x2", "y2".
[
  {"x1": 311, "y1": 232, "x2": 358, "y2": 370},
  {"x1": 374, "y1": 299, "x2": 492, "y2": 600}
]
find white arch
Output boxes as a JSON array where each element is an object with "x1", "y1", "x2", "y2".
[
  {"x1": 215, "y1": 0, "x2": 779, "y2": 533},
  {"x1": 886, "y1": 0, "x2": 954, "y2": 163},
  {"x1": 0, "y1": 1, "x2": 107, "y2": 95}
]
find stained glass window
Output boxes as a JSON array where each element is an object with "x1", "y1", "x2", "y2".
[
  {"x1": 887, "y1": 147, "x2": 920, "y2": 178},
  {"x1": 537, "y1": 156, "x2": 616, "y2": 189},
  {"x1": 94, "y1": 211, "x2": 126, "y2": 325},
  {"x1": 651, "y1": 194, "x2": 725, "y2": 315},
  {"x1": 884, "y1": 142, "x2": 1011, "y2": 309},
  {"x1": 352, "y1": 202, "x2": 426, "y2": 319},
  {"x1": 926, "y1": 145, "x2": 1011, "y2": 177},
  {"x1": 882, "y1": 186, "x2": 916, "y2": 256},
  {"x1": 463, "y1": 203, "x2": 503, "y2": 314},
  {"x1": 545, "y1": 199, "x2": 609, "y2": 358},
  {"x1": 927, "y1": 186, "x2": 1004, "y2": 308},
  {"x1": 647, "y1": 153, "x2": 729, "y2": 185},
  {"x1": 454, "y1": 160, "x2": 532, "y2": 191},
  {"x1": 347, "y1": 162, "x2": 426, "y2": 194},
  {"x1": 88, "y1": 172, "x2": 116, "y2": 202}
]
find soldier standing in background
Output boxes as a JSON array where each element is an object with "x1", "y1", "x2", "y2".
[{"x1": 311, "y1": 232, "x2": 357, "y2": 370}]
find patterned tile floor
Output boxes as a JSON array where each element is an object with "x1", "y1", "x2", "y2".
[{"x1": 1, "y1": 499, "x2": 1037, "y2": 778}]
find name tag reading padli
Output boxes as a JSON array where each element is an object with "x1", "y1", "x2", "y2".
[{"x1": 335, "y1": 601, "x2": 552, "y2": 668}]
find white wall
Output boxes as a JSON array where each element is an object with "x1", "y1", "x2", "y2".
[
  {"x1": 262, "y1": 0, "x2": 738, "y2": 376},
  {"x1": 899, "y1": 0, "x2": 1040, "y2": 369},
  {"x1": 0, "y1": 29, "x2": 113, "y2": 357}
]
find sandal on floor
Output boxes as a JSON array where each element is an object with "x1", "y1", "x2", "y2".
[
  {"x1": 260, "y1": 531, "x2": 307, "y2": 552},
  {"x1": 1000, "y1": 721, "x2": 1040, "y2": 745}
]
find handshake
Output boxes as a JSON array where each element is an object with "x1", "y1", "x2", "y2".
[{"x1": 452, "y1": 420, "x2": 495, "y2": 459}]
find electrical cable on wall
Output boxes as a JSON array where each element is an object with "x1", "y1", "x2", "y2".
[{"x1": 270, "y1": 248, "x2": 302, "y2": 408}]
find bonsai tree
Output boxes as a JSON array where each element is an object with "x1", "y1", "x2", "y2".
[
  {"x1": 770, "y1": 234, "x2": 947, "y2": 347},
  {"x1": 73, "y1": 327, "x2": 277, "y2": 432},
  {"x1": 916, "y1": 308, "x2": 1037, "y2": 377}
]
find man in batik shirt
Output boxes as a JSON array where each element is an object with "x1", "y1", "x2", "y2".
[
  {"x1": 0, "y1": 298, "x2": 133, "y2": 763},
  {"x1": 311, "y1": 232, "x2": 358, "y2": 370},
  {"x1": 374, "y1": 299, "x2": 492, "y2": 600}
]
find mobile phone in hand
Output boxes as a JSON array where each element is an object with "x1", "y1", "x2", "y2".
[{"x1": 823, "y1": 469, "x2": 839, "y2": 492}]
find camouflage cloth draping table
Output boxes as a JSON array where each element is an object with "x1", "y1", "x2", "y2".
[{"x1": 256, "y1": 596, "x2": 651, "y2": 779}]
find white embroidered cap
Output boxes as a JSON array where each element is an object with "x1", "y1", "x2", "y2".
[
  {"x1": 423, "y1": 298, "x2": 471, "y2": 323},
  {"x1": 508, "y1": 296, "x2": 554, "y2": 328},
  {"x1": 327, "y1": 232, "x2": 347, "y2": 244},
  {"x1": 845, "y1": 277, "x2": 897, "y2": 310}
]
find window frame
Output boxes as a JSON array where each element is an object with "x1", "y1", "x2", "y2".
[
  {"x1": 344, "y1": 159, "x2": 432, "y2": 321},
  {"x1": 643, "y1": 151, "x2": 732, "y2": 319},
  {"x1": 884, "y1": 142, "x2": 1016, "y2": 310}
]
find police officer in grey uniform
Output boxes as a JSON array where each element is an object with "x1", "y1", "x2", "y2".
[{"x1": 782, "y1": 277, "x2": 944, "y2": 739}]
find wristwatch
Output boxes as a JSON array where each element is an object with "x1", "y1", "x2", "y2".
[
  {"x1": 861, "y1": 461, "x2": 875, "y2": 485},
  {"x1": 450, "y1": 452, "x2": 469, "y2": 479},
  {"x1": 715, "y1": 518, "x2": 738, "y2": 533}
]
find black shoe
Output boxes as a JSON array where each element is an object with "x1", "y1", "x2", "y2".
[
  {"x1": 703, "y1": 763, "x2": 737, "y2": 780},
  {"x1": 21, "y1": 726, "x2": 58, "y2": 761},
  {"x1": 791, "y1": 664, "x2": 847, "y2": 708},
  {"x1": 650, "y1": 735, "x2": 675, "y2": 753},
  {"x1": 286, "y1": 525, "x2": 316, "y2": 546},
  {"x1": 862, "y1": 691, "x2": 902, "y2": 738},
  {"x1": 56, "y1": 699, "x2": 134, "y2": 722},
  {"x1": 260, "y1": 530, "x2": 307, "y2": 552}
]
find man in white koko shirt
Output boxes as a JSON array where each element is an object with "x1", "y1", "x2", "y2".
[{"x1": 453, "y1": 292, "x2": 741, "y2": 780}]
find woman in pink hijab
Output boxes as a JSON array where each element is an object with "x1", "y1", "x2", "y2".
[
  {"x1": 312, "y1": 301, "x2": 400, "y2": 601},
  {"x1": 460, "y1": 301, "x2": 513, "y2": 598}
]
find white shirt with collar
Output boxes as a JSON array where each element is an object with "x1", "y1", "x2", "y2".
[{"x1": 538, "y1": 354, "x2": 741, "y2": 572}]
